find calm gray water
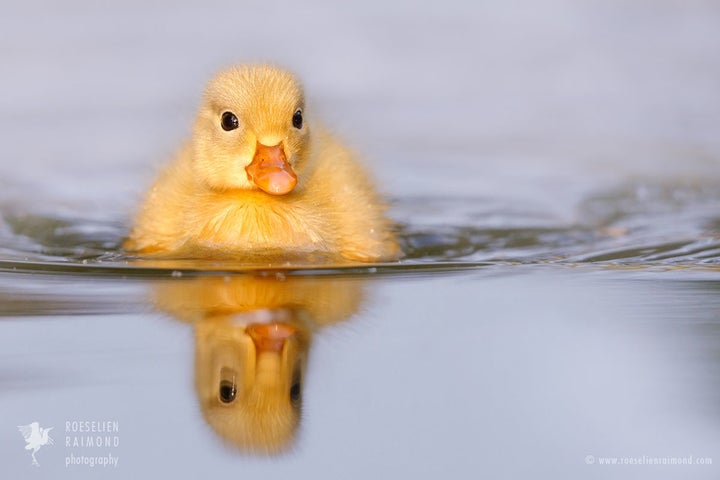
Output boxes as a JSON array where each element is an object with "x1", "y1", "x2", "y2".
[{"x1": 1, "y1": 1, "x2": 720, "y2": 478}]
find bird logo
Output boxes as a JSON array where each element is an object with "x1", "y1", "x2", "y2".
[{"x1": 17, "y1": 422, "x2": 54, "y2": 466}]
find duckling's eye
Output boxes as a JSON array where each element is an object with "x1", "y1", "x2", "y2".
[
  {"x1": 221, "y1": 111, "x2": 239, "y2": 131},
  {"x1": 219, "y1": 380, "x2": 237, "y2": 403},
  {"x1": 292, "y1": 109, "x2": 303, "y2": 129},
  {"x1": 290, "y1": 369, "x2": 301, "y2": 406},
  {"x1": 219, "y1": 366, "x2": 237, "y2": 403},
  {"x1": 290, "y1": 381, "x2": 301, "y2": 404}
]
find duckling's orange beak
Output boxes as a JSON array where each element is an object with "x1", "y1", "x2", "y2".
[
  {"x1": 246, "y1": 322, "x2": 296, "y2": 353},
  {"x1": 246, "y1": 142, "x2": 297, "y2": 195}
]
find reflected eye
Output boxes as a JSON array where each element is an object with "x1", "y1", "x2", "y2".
[
  {"x1": 292, "y1": 109, "x2": 303, "y2": 129},
  {"x1": 219, "y1": 366, "x2": 237, "y2": 403},
  {"x1": 290, "y1": 382, "x2": 301, "y2": 405},
  {"x1": 290, "y1": 369, "x2": 301, "y2": 406},
  {"x1": 219, "y1": 380, "x2": 237, "y2": 403},
  {"x1": 221, "y1": 111, "x2": 239, "y2": 131}
]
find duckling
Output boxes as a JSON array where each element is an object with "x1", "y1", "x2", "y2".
[
  {"x1": 124, "y1": 65, "x2": 400, "y2": 262},
  {"x1": 194, "y1": 314, "x2": 308, "y2": 454},
  {"x1": 153, "y1": 275, "x2": 366, "y2": 453}
]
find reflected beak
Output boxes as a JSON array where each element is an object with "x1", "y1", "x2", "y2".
[
  {"x1": 245, "y1": 142, "x2": 298, "y2": 195},
  {"x1": 246, "y1": 322, "x2": 297, "y2": 353}
]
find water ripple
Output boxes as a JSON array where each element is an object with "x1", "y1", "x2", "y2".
[{"x1": 1, "y1": 181, "x2": 719, "y2": 275}]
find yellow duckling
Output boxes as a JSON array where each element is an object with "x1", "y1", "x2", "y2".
[
  {"x1": 194, "y1": 315, "x2": 308, "y2": 454},
  {"x1": 153, "y1": 275, "x2": 365, "y2": 453},
  {"x1": 124, "y1": 65, "x2": 400, "y2": 262}
]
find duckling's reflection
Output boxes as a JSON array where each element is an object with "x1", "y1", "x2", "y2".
[{"x1": 153, "y1": 275, "x2": 364, "y2": 454}]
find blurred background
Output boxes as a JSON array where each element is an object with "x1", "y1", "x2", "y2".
[
  {"x1": 1, "y1": 0, "x2": 718, "y2": 220},
  {"x1": 1, "y1": 1, "x2": 719, "y2": 479}
]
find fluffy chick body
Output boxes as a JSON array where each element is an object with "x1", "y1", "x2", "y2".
[{"x1": 125, "y1": 65, "x2": 399, "y2": 262}]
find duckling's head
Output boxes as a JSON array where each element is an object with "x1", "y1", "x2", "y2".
[
  {"x1": 192, "y1": 65, "x2": 310, "y2": 195},
  {"x1": 195, "y1": 318, "x2": 308, "y2": 454}
]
